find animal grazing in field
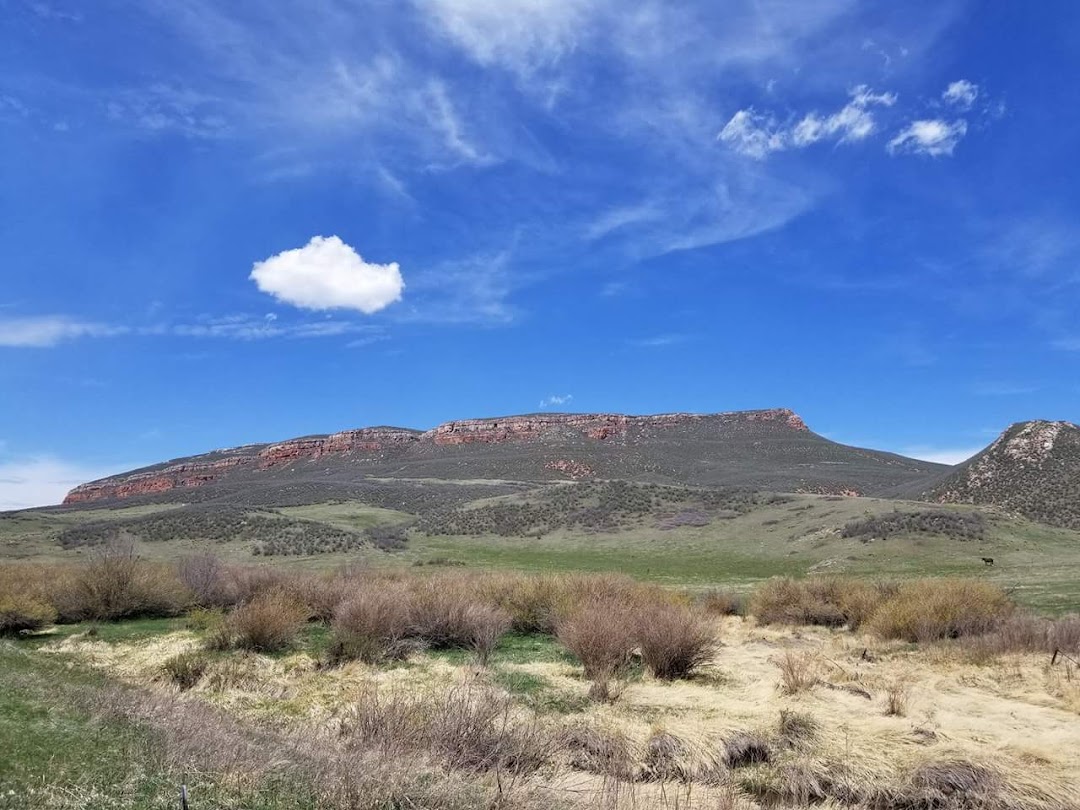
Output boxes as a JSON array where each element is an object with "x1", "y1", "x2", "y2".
[{"x1": 981, "y1": 557, "x2": 994, "y2": 566}]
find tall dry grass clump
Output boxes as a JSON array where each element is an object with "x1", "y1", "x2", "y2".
[
  {"x1": 636, "y1": 602, "x2": 718, "y2": 680},
  {"x1": 226, "y1": 589, "x2": 308, "y2": 652},
  {"x1": 867, "y1": 579, "x2": 1012, "y2": 642}
]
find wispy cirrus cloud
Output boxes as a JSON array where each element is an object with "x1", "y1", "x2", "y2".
[
  {"x1": 0, "y1": 315, "x2": 126, "y2": 347},
  {"x1": 0, "y1": 455, "x2": 135, "y2": 510},
  {"x1": 0, "y1": 313, "x2": 384, "y2": 347}
]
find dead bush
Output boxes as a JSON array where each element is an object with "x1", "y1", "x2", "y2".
[
  {"x1": 227, "y1": 589, "x2": 307, "y2": 653},
  {"x1": 557, "y1": 596, "x2": 637, "y2": 698},
  {"x1": 776, "y1": 650, "x2": 817, "y2": 695},
  {"x1": 867, "y1": 579, "x2": 1013, "y2": 642},
  {"x1": 177, "y1": 553, "x2": 236, "y2": 608},
  {"x1": 462, "y1": 604, "x2": 511, "y2": 666},
  {"x1": 328, "y1": 587, "x2": 415, "y2": 665},
  {"x1": 636, "y1": 603, "x2": 718, "y2": 680},
  {"x1": 698, "y1": 589, "x2": 745, "y2": 616}
]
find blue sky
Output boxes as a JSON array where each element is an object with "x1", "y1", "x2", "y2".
[{"x1": 2, "y1": 0, "x2": 1079, "y2": 508}]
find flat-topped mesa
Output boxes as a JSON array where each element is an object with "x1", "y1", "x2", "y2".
[
  {"x1": 63, "y1": 455, "x2": 251, "y2": 504},
  {"x1": 258, "y1": 427, "x2": 421, "y2": 467},
  {"x1": 423, "y1": 408, "x2": 808, "y2": 446}
]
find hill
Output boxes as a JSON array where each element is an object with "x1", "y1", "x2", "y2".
[
  {"x1": 919, "y1": 420, "x2": 1080, "y2": 529},
  {"x1": 60, "y1": 408, "x2": 945, "y2": 507}
]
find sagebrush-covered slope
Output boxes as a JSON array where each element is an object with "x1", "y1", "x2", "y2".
[{"x1": 921, "y1": 420, "x2": 1080, "y2": 529}]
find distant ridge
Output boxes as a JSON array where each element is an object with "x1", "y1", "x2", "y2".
[
  {"x1": 920, "y1": 420, "x2": 1080, "y2": 529},
  {"x1": 61, "y1": 408, "x2": 947, "y2": 506}
]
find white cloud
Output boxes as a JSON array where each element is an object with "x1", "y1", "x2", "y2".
[
  {"x1": 421, "y1": 0, "x2": 593, "y2": 77},
  {"x1": 0, "y1": 456, "x2": 133, "y2": 510},
  {"x1": 942, "y1": 79, "x2": 978, "y2": 109},
  {"x1": 717, "y1": 109, "x2": 787, "y2": 159},
  {"x1": 250, "y1": 235, "x2": 404, "y2": 314},
  {"x1": 539, "y1": 393, "x2": 573, "y2": 408},
  {"x1": 0, "y1": 316, "x2": 125, "y2": 347},
  {"x1": 720, "y1": 85, "x2": 896, "y2": 158},
  {"x1": 900, "y1": 445, "x2": 983, "y2": 466},
  {"x1": 887, "y1": 118, "x2": 967, "y2": 156}
]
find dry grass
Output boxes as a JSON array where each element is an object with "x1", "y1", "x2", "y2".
[{"x1": 883, "y1": 677, "x2": 910, "y2": 716}]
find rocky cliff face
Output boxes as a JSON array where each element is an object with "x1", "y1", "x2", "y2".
[
  {"x1": 258, "y1": 428, "x2": 420, "y2": 467},
  {"x1": 424, "y1": 408, "x2": 806, "y2": 446},
  {"x1": 63, "y1": 456, "x2": 253, "y2": 503},
  {"x1": 62, "y1": 409, "x2": 812, "y2": 505}
]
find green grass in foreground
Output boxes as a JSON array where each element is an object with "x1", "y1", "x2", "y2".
[{"x1": 0, "y1": 642, "x2": 321, "y2": 809}]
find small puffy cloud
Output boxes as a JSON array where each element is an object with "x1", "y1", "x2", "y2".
[
  {"x1": 250, "y1": 235, "x2": 404, "y2": 314},
  {"x1": 887, "y1": 119, "x2": 967, "y2": 157},
  {"x1": 539, "y1": 393, "x2": 573, "y2": 409},
  {"x1": 0, "y1": 315, "x2": 124, "y2": 347},
  {"x1": 943, "y1": 79, "x2": 978, "y2": 109},
  {"x1": 721, "y1": 86, "x2": 896, "y2": 158}
]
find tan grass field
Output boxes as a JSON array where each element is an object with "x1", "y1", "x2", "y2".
[{"x1": 40, "y1": 614, "x2": 1080, "y2": 809}]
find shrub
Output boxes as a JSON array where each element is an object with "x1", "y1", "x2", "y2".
[
  {"x1": 177, "y1": 553, "x2": 236, "y2": 608},
  {"x1": 867, "y1": 579, "x2": 1013, "y2": 642},
  {"x1": 329, "y1": 588, "x2": 415, "y2": 665},
  {"x1": 636, "y1": 603, "x2": 718, "y2": 680},
  {"x1": 227, "y1": 590, "x2": 307, "y2": 653},
  {"x1": 50, "y1": 540, "x2": 191, "y2": 622},
  {"x1": 408, "y1": 581, "x2": 475, "y2": 648},
  {"x1": 161, "y1": 651, "x2": 210, "y2": 690},
  {"x1": 557, "y1": 597, "x2": 637, "y2": 684},
  {"x1": 750, "y1": 577, "x2": 888, "y2": 629},
  {"x1": 697, "y1": 589, "x2": 745, "y2": 616},
  {"x1": 723, "y1": 731, "x2": 772, "y2": 768},
  {"x1": 461, "y1": 604, "x2": 511, "y2": 666},
  {"x1": 0, "y1": 593, "x2": 56, "y2": 636}
]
